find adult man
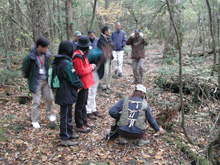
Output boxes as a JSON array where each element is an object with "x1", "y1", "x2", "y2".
[
  {"x1": 108, "y1": 84, "x2": 164, "y2": 146},
  {"x1": 111, "y1": 22, "x2": 126, "y2": 78},
  {"x1": 97, "y1": 26, "x2": 113, "y2": 92},
  {"x1": 72, "y1": 31, "x2": 82, "y2": 50},
  {"x1": 86, "y1": 31, "x2": 103, "y2": 120},
  {"x1": 126, "y1": 29, "x2": 148, "y2": 84},
  {"x1": 88, "y1": 30, "x2": 98, "y2": 49},
  {"x1": 22, "y1": 38, "x2": 56, "y2": 129}
]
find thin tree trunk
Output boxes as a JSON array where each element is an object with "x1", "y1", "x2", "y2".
[
  {"x1": 9, "y1": 0, "x2": 16, "y2": 49},
  {"x1": 89, "y1": 0, "x2": 97, "y2": 30},
  {"x1": 65, "y1": 0, "x2": 73, "y2": 41},
  {"x1": 166, "y1": 0, "x2": 193, "y2": 144},
  {"x1": 57, "y1": 0, "x2": 63, "y2": 40}
]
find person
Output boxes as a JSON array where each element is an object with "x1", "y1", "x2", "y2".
[
  {"x1": 52, "y1": 41, "x2": 83, "y2": 146},
  {"x1": 88, "y1": 30, "x2": 98, "y2": 49},
  {"x1": 109, "y1": 84, "x2": 165, "y2": 146},
  {"x1": 72, "y1": 35, "x2": 96, "y2": 133},
  {"x1": 97, "y1": 26, "x2": 114, "y2": 92},
  {"x1": 86, "y1": 31, "x2": 104, "y2": 120},
  {"x1": 126, "y1": 29, "x2": 148, "y2": 84},
  {"x1": 111, "y1": 22, "x2": 126, "y2": 78},
  {"x1": 22, "y1": 38, "x2": 56, "y2": 129},
  {"x1": 72, "y1": 31, "x2": 82, "y2": 50}
]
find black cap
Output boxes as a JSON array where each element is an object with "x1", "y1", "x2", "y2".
[{"x1": 76, "y1": 35, "x2": 91, "y2": 48}]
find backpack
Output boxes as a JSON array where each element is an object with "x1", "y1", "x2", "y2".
[{"x1": 48, "y1": 64, "x2": 60, "y2": 89}]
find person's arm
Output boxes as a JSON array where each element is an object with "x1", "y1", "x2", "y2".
[
  {"x1": 72, "y1": 58, "x2": 94, "y2": 77},
  {"x1": 109, "y1": 98, "x2": 125, "y2": 121},
  {"x1": 146, "y1": 104, "x2": 160, "y2": 132},
  {"x1": 126, "y1": 36, "x2": 133, "y2": 45},
  {"x1": 22, "y1": 54, "x2": 31, "y2": 78},
  {"x1": 63, "y1": 60, "x2": 83, "y2": 88}
]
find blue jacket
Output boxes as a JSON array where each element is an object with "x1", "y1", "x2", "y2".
[
  {"x1": 72, "y1": 40, "x2": 77, "y2": 50},
  {"x1": 52, "y1": 55, "x2": 83, "y2": 106},
  {"x1": 111, "y1": 30, "x2": 126, "y2": 51},
  {"x1": 90, "y1": 37, "x2": 98, "y2": 49},
  {"x1": 109, "y1": 96, "x2": 159, "y2": 134}
]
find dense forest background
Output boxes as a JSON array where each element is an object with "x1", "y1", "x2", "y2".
[{"x1": 0, "y1": 0, "x2": 219, "y2": 164}]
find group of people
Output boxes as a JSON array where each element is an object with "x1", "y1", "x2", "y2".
[{"x1": 22, "y1": 22, "x2": 164, "y2": 146}]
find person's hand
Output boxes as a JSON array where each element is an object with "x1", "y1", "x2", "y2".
[
  {"x1": 91, "y1": 64, "x2": 96, "y2": 70},
  {"x1": 158, "y1": 128, "x2": 165, "y2": 135},
  {"x1": 77, "y1": 88, "x2": 82, "y2": 93}
]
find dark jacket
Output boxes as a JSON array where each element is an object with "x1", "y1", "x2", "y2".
[
  {"x1": 90, "y1": 37, "x2": 98, "y2": 49},
  {"x1": 111, "y1": 30, "x2": 126, "y2": 51},
  {"x1": 53, "y1": 55, "x2": 83, "y2": 106},
  {"x1": 97, "y1": 33, "x2": 114, "y2": 60},
  {"x1": 109, "y1": 96, "x2": 159, "y2": 134},
  {"x1": 87, "y1": 48, "x2": 104, "y2": 79},
  {"x1": 126, "y1": 36, "x2": 148, "y2": 59},
  {"x1": 72, "y1": 50, "x2": 94, "y2": 89},
  {"x1": 72, "y1": 40, "x2": 77, "y2": 51},
  {"x1": 22, "y1": 46, "x2": 50, "y2": 93}
]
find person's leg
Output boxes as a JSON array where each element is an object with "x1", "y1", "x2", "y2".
[
  {"x1": 112, "y1": 51, "x2": 118, "y2": 75},
  {"x1": 101, "y1": 59, "x2": 110, "y2": 89},
  {"x1": 90, "y1": 71, "x2": 99, "y2": 113},
  {"x1": 118, "y1": 51, "x2": 124, "y2": 75},
  {"x1": 82, "y1": 88, "x2": 88, "y2": 125},
  {"x1": 41, "y1": 80, "x2": 55, "y2": 121},
  {"x1": 132, "y1": 59, "x2": 139, "y2": 83},
  {"x1": 31, "y1": 80, "x2": 43, "y2": 124},
  {"x1": 138, "y1": 58, "x2": 145, "y2": 83},
  {"x1": 60, "y1": 105, "x2": 70, "y2": 140},
  {"x1": 66, "y1": 104, "x2": 73, "y2": 138},
  {"x1": 106, "y1": 60, "x2": 112, "y2": 88}
]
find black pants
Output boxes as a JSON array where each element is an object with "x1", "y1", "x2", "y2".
[
  {"x1": 60, "y1": 104, "x2": 73, "y2": 140},
  {"x1": 75, "y1": 88, "x2": 88, "y2": 128}
]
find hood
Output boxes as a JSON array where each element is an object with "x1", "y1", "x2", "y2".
[{"x1": 53, "y1": 54, "x2": 72, "y2": 65}]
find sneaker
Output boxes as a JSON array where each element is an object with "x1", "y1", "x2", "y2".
[
  {"x1": 87, "y1": 113, "x2": 97, "y2": 120},
  {"x1": 138, "y1": 139, "x2": 150, "y2": 146},
  {"x1": 61, "y1": 139, "x2": 78, "y2": 146},
  {"x1": 119, "y1": 137, "x2": 128, "y2": 144},
  {"x1": 32, "y1": 122, "x2": 40, "y2": 129},
  {"x1": 48, "y1": 115, "x2": 56, "y2": 122},
  {"x1": 75, "y1": 126, "x2": 91, "y2": 133},
  {"x1": 93, "y1": 111, "x2": 104, "y2": 117},
  {"x1": 84, "y1": 123, "x2": 95, "y2": 129},
  {"x1": 118, "y1": 73, "x2": 122, "y2": 77},
  {"x1": 70, "y1": 133, "x2": 79, "y2": 139}
]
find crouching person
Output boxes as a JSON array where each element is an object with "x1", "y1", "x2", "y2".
[
  {"x1": 53, "y1": 41, "x2": 83, "y2": 146},
  {"x1": 109, "y1": 84, "x2": 164, "y2": 146}
]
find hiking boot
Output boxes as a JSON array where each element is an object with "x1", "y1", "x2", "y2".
[
  {"x1": 70, "y1": 133, "x2": 79, "y2": 139},
  {"x1": 32, "y1": 122, "x2": 40, "y2": 129},
  {"x1": 61, "y1": 139, "x2": 78, "y2": 146},
  {"x1": 87, "y1": 113, "x2": 97, "y2": 120},
  {"x1": 93, "y1": 111, "x2": 104, "y2": 117},
  {"x1": 84, "y1": 123, "x2": 95, "y2": 129},
  {"x1": 118, "y1": 73, "x2": 122, "y2": 77},
  {"x1": 119, "y1": 137, "x2": 128, "y2": 144},
  {"x1": 138, "y1": 139, "x2": 150, "y2": 146},
  {"x1": 75, "y1": 126, "x2": 91, "y2": 133}
]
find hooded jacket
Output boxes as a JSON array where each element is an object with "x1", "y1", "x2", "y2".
[{"x1": 52, "y1": 54, "x2": 83, "y2": 106}]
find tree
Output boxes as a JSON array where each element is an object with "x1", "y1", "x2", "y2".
[{"x1": 65, "y1": 0, "x2": 73, "y2": 41}]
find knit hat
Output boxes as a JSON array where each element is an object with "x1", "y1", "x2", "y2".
[
  {"x1": 74, "y1": 31, "x2": 82, "y2": 37},
  {"x1": 135, "y1": 84, "x2": 146, "y2": 93}
]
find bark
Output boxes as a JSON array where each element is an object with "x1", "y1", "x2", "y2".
[
  {"x1": 57, "y1": 0, "x2": 63, "y2": 40},
  {"x1": 89, "y1": 0, "x2": 97, "y2": 30},
  {"x1": 65, "y1": 0, "x2": 73, "y2": 41},
  {"x1": 30, "y1": 0, "x2": 49, "y2": 42},
  {"x1": 8, "y1": 0, "x2": 16, "y2": 49}
]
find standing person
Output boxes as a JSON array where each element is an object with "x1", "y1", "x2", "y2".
[
  {"x1": 72, "y1": 35, "x2": 96, "y2": 133},
  {"x1": 53, "y1": 41, "x2": 83, "y2": 146},
  {"x1": 72, "y1": 31, "x2": 82, "y2": 50},
  {"x1": 109, "y1": 84, "x2": 165, "y2": 146},
  {"x1": 126, "y1": 29, "x2": 148, "y2": 84},
  {"x1": 22, "y1": 38, "x2": 56, "y2": 129},
  {"x1": 111, "y1": 22, "x2": 126, "y2": 78},
  {"x1": 88, "y1": 30, "x2": 98, "y2": 49},
  {"x1": 97, "y1": 26, "x2": 114, "y2": 92}
]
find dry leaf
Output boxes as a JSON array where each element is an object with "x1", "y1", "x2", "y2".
[
  {"x1": 142, "y1": 153, "x2": 151, "y2": 159},
  {"x1": 15, "y1": 139, "x2": 24, "y2": 145},
  {"x1": 155, "y1": 151, "x2": 163, "y2": 159}
]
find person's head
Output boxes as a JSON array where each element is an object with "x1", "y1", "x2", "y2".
[
  {"x1": 36, "y1": 38, "x2": 50, "y2": 54},
  {"x1": 76, "y1": 35, "x2": 91, "y2": 54},
  {"x1": 131, "y1": 84, "x2": 146, "y2": 99},
  {"x1": 74, "y1": 31, "x2": 82, "y2": 42},
  {"x1": 101, "y1": 26, "x2": 111, "y2": 36},
  {"x1": 88, "y1": 30, "x2": 95, "y2": 40},
  {"x1": 115, "y1": 22, "x2": 121, "y2": 31},
  {"x1": 134, "y1": 29, "x2": 141, "y2": 38},
  {"x1": 58, "y1": 41, "x2": 73, "y2": 58}
]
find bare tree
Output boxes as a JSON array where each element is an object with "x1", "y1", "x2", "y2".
[{"x1": 65, "y1": 0, "x2": 73, "y2": 41}]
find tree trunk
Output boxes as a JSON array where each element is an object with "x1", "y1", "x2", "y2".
[
  {"x1": 9, "y1": 0, "x2": 16, "y2": 49},
  {"x1": 30, "y1": 0, "x2": 49, "y2": 42},
  {"x1": 65, "y1": 0, "x2": 73, "y2": 41},
  {"x1": 57, "y1": 0, "x2": 63, "y2": 40},
  {"x1": 89, "y1": 0, "x2": 97, "y2": 30}
]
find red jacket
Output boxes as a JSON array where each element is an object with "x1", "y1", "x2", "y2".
[{"x1": 72, "y1": 50, "x2": 94, "y2": 89}]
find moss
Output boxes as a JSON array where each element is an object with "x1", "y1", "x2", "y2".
[
  {"x1": 181, "y1": 145, "x2": 197, "y2": 160},
  {"x1": 197, "y1": 157, "x2": 209, "y2": 165},
  {"x1": 164, "y1": 137, "x2": 175, "y2": 145}
]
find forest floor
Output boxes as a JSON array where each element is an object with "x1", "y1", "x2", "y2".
[{"x1": 0, "y1": 45, "x2": 219, "y2": 164}]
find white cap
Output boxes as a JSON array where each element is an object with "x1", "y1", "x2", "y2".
[{"x1": 135, "y1": 84, "x2": 146, "y2": 93}]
